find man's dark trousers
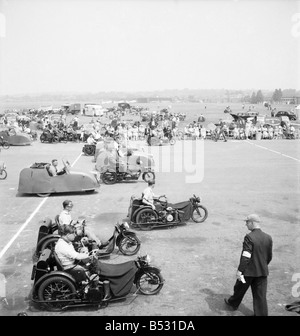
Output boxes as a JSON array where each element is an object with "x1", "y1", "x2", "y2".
[{"x1": 227, "y1": 276, "x2": 268, "y2": 316}]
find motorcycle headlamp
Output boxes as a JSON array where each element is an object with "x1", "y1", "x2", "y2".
[
  {"x1": 196, "y1": 196, "x2": 201, "y2": 202},
  {"x1": 145, "y1": 255, "x2": 151, "y2": 264},
  {"x1": 123, "y1": 222, "x2": 129, "y2": 229}
]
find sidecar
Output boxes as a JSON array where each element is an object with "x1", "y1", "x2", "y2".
[
  {"x1": 0, "y1": 129, "x2": 32, "y2": 146},
  {"x1": 18, "y1": 159, "x2": 100, "y2": 197},
  {"x1": 95, "y1": 148, "x2": 155, "y2": 175},
  {"x1": 30, "y1": 248, "x2": 163, "y2": 311},
  {"x1": 127, "y1": 194, "x2": 208, "y2": 230}
]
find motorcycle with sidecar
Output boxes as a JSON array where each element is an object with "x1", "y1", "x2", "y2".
[
  {"x1": 30, "y1": 248, "x2": 164, "y2": 311},
  {"x1": 128, "y1": 194, "x2": 208, "y2": 230},
  {"x1": 33, "y1": 217, "x2": 141, "y2": 260},
  {"x1": 95, "y1": 148, "x2": 155, "y2": 184}
]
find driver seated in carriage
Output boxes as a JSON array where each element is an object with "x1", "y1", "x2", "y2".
[
  {"x1": 47, "y1": 159, "x2": 68, "y2": 177},
  {"x1": 54, "y1": 224, "x2": 112, "y2": 301},
  {"x1": 142, "y1": 180, "x2": 164, "y2": 212}
]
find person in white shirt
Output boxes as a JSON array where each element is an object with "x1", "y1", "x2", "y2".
[
  {"x1": 55, "y1": 224, "x2": 90, "y2": 270},
  {"x1": 87, "y1": 134, "x2": 97, "y2": 145},
  {"x1": 58, "y1": 200, "x2": 109, "y2": 248},
  {"x1": 142, "y1": 181, "x2": 163, "y2": 211}
]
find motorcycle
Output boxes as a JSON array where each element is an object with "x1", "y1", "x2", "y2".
[
  {"x1": 128, "y1": 194, "x2": 208, "y2": 230},
  {"x1": 40, "y1": 130, "x2": 59, "y2": 143},
  {"x1": 30, "y1": 248, "x2": 164, "y2": 311},
  {"x1": 101, "y1": 168, "x2": 155, "y2": 185},
  {"x1": 0, "y1": 161, "x2": 7, "y2": 180},
  {"x1": 34, "y1": 218, "x2": 141, "y2": 259}
]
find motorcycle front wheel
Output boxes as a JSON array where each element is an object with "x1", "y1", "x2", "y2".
[
  {"x1": 191, "y1": 205, "x2": 208, "y2": 223},
  {"x1": 136, "y1": 270, "x2": 164, "y2": 295},
  {"x1": 37, "y1": 276, "x2": 77, "y2": 311},
  {"x1": 102, "y1": 171, "x2": 117, "y2": 184},
  {"x1": 118, "y1": 236, "x2": 141, "y2": 256},
  {"x1": 0, "y1": 169, "x2": 7, "y2": 180}
]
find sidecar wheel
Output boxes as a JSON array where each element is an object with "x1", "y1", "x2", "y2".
[
  {"x1": 40, "y1": 236, "x2": 59, "y2": 252},
  {"x1": 136, "y1": 270, "x2": 164, "y2": 295},
  {"x1": 136, "y1": 208, "x2": 158, "y2": 230},
  {"x1": 0, "y1": 170, "x2": 7, "y2": 180},
  {"x1": 2, "y1": 141, "x2": 10, "y2": 149},
  {"x1": 118, "y1": 236, "x2": 141, "y2": 256},
  {"x1": 191, "y1": 205, "x2": 208, "y2": 223},
  {"x1": 102, "y1": 171, "x2": 117, "y2": 185},
  {"x1": 38, "y1": 276, "x2": 76, "y2": 311},
  {"x1": 142, "y1": 171, "x2": 155, "y2": 183}
]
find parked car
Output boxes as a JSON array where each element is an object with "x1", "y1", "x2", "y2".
[
  {"x1": 18, "y1": 159, "x2": 100, "y2": 197},
  {"x1": 275, "y1": 110, "x2": 297, "y2": 121}
]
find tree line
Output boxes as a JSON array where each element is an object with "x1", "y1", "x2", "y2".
[{"x1": 241, "y1": 88, "x2": 292, "y2": 104}]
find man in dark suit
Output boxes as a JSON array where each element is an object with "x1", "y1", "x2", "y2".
[{"x1": 224, "y1": 214, "x2": 273, "y2": 316}]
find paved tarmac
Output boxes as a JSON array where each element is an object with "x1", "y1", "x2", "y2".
[{"x1": 0, "y1": 136, "x2": 299, "y2": 316}]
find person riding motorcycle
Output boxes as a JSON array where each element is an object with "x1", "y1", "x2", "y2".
[{"x1": 142, "y1": 180, "x2": 164, "y2": 212}]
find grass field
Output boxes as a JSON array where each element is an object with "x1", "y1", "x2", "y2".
[{"x1": 1, "y1": 99, "x2": 297, "y2": 128}]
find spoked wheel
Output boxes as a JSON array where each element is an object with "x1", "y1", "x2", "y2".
[
  {"x1": 136, "y1": 208, "x2": 158, "y2": 230},
  {"x1": 118, "y1": 235, "x2": 141, "y2": 256},
  {"x1": 84, "y1": 145, "x2": 95, "y2": 156},
  {"x1": 191, "y1": 205, "x2": 208, "y2": 223},
  {"x1": 142, "y1": 171, "x2": 155, "y2": 183},
  {"x1": 37, "y1": 276, "x2": 77, "y2": 311},
  {"x1": 40, "y1": 134, "x2": 46, "y2": 143},
  {"x1": 0, "y1": 170, "x2": 7, "y2": 180},
  {"x1": 136, "y1": 270, "x2": 164, "y2": 295},
  {"x1": 37, "y1": 193, "x2": 51, "y2": 197},
  {"x1": 2, "y1": 141, "x2": 10, "y2": 149},
  {"x1": 102, "y1": 171, "x2": 117, "y2": 184},
  {"x1": 169, "y1": 138, "x2": 176, "y2": 145}
]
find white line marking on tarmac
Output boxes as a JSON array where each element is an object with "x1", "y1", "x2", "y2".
[
  {"x1": 0, "y1": 152, "x2": 83, "y2": 260},
  {"x1": 245, "y1": 140, "x2": 300, "y2": 163}
]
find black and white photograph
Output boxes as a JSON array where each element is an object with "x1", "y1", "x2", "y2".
[{"x1": 0, "y1": 0, "x2": 299, "y2": 320}]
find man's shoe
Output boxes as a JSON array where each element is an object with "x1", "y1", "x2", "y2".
[{"x1": 224, "y1": 298, "x2": 238, "y2": 311}]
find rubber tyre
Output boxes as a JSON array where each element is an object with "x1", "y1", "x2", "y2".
[
  {"x1": 102, "y1": 171, "x2": 117, "y2": 184},
  {"x1": 118, "y1": 236, "x2": 141, "y2": 256},
  {"x1": 169, "y1": 138, "x2": 176, "y2": 145},
  {"x1": 37, "y1": 193, "x2": 51, "y2": 197},
  {"x1": 136, "y1": 270, "x2": 164, "y2": 295},
  {"x1": 142, "y1": 171, "x2": 155, "y2": 183},
  {"x1": 37, "y1": 276, "x2": 76, "y2": 311},
  {"x1": 136, "y1": 208, "x2": 158, "y2": 230},
  {"x1": 40, "y1": 134, "x2": 46, "y2": 143},
  {"x1": 191, "y1": 205, "x2": 208, "y2": 223},
  {"x1": 2, "y1": 141, "x2": 10, "y2": 149},
  {"x1": 0, "y1": 170, "x2": 7, "y2": 180},
  {"x1": 84, "y1": 145, "x2": 95, "y2": 156}
]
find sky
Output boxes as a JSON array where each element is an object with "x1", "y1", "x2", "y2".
[{"x1": 0, "y1": 0, "x2": 299, "y2": 95}]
